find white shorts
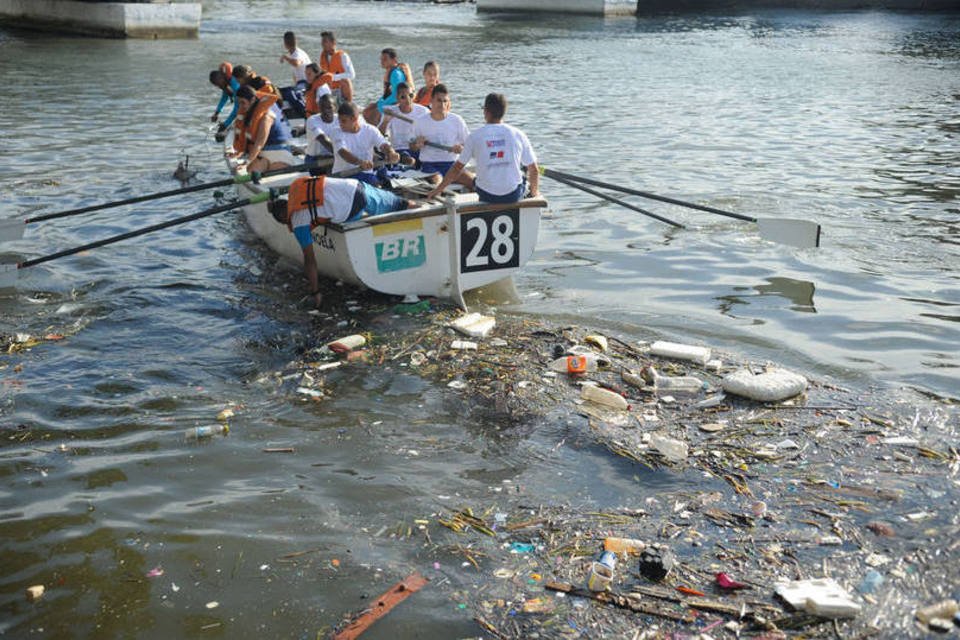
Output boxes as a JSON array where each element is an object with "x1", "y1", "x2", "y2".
[{"x1": 259, "y1": 149, "x2": 297, "y2": 165}]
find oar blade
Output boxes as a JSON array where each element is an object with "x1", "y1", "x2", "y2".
[
  {"x1": 0, "y1": 219, "x2": 26, "y2": 242},
  {"x1": 0, "y1": 264, "x2": 18, "y2": 289},
  {"x1": 757, "y1": 218, "x2": 821, "y2": 249}
]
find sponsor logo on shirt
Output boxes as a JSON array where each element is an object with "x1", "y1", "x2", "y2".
[
  {"x1": 485, "y1": 139, "x2": 505, "y2": 148},
  {"x1": 488, "y1": 150, "x2": 505, "y2": 159}
]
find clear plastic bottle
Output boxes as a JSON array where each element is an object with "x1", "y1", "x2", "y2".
[
  {"x1": 185, "y1": 424, "x2": 229, "y2": 440},
  {"x1": 581, "y1": 384, "x2": 628, "y2": 410}
]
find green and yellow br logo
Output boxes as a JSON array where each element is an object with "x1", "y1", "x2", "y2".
[{"x1": 375, "y1": 235, "x2": 426, "y2": 273}]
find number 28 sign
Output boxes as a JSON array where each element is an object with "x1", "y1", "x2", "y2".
[{"x1": 459, "y1": 209, "x2": 520, "y2": 273}]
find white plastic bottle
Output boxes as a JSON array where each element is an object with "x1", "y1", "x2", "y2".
[
  {"x1": 185, "y1": 424, "x2": 229, "y2": 440},
  {"x1": 581, "y1": 384, "x2": 629, "y2": 410}
]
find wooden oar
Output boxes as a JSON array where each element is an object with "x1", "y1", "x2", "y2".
[
  {"x1": 0, "y1": 192, "x2": 270, "y2": 289},
  {"x1": 0, "y1": 162, "x2": 323, "y2": 243},
  {"x1": 544, "y1": 170, "x2": 685, "y2": 229},
  {"x1": 541, "y1": 167, "x2": 821, "y2": 249}
]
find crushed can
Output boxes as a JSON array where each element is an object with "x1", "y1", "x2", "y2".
[{"x1": 587, "y1": 550, "x2": 617, "y2": 592}]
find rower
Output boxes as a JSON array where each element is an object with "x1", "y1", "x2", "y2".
[
  {"x1": 428, "y1": 92, "x2": 539, "y2": 203},
  {"x1": 277, "y1": 30, "x2": 311, "y2": 118},
  {"x1": 268, "y1": 175, "x2": 416, "y2": 307},
  {"x1": 303, "y1": 63, "x2": 333, "y2": 118},
  {"x1": 410, "y1": 84, "x2": 472, "y2": 187},
  {"x1": 318, "y1": 31, "x2": 355, "y2": 103},
  {"x1": 231, "y1": 85, "x2": 295, "y2": 173},
  {"x1": 334, "y1": 101, "x2": 400, "y2": 187},
  {"x1": 305, "y1": 94, "x2": 340, "y2": 167},
  {"x1": 380, "y1": 82, "x2": 428, "y2": 167},
  {"x1": 414, "y1": 61, "x2": 440, "y2": 107},
  {"x1": 209, "y1": 62, "x2": 240, "y2": 137},
  {"x1": 232, "y1": 64, "x2": 280, "y2": 99},
  {"x1": 362, "y1": 47, "x2": 413, "y2": 127}
]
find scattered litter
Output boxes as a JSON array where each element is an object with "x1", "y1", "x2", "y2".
[
  {"x1": 584, "y1": 334, "x2": 608, "y2": 352},
  {"x1": 145, "y1": 566, "x2": 164, "y2": 578},
  {"x1": 25, "y1": 585, "x2": 44, "y2": 602},
  {"x1": 722, "y1": 367, "x2": 807, "y2": 402},
  {"x1": 205, "y1": 601, "x2": 219, "y2": 609},
  {"x1": 185, "y1": 424, "x2": 229, "y2": 439},
  {"x1": 332, "y1": 572, "x2": 428, "y2": 640},
  {"x1": 916, "y1": 599, "x2": 958, "y2": 624},
  {"x1": 775, "y1": 578, "x2": 861, "y2": 618},
  {"x1": 447, "y1": 380, "x2": 468, "y2": 390},
  {"x1": 649, "y1": 340, "x2": 711, "y2": 365},
  {"x1": 449, "y1": 313, "x2": 495, "y2": 338},
  {"x1": 451, "y1": 340, "x2": 478, "y2": 351},
  {"x1": 581, "y1": 384, "x2": 628, "y2": 410},
  {"x1": 699, "y1": 422, "x2": 725, "y2": 433},
  {"x1": 328, "y1": 334, "x2": 366, "y2": 354},
  {"x1": 715, "y1": 572, "x2": 748, "y2": 590},
  {"x1": 216, "y1": 408, "x2": 234, "y2": 421},
  {"x1": 649, "y1": 434, "x2": 688, "y2": 462},
  {"x1": 603, "y1": 537, "x2": 646, "y2": 556},
  {"x1": 509, "y1": 542, "x2": 535, "y2": 554},
  {"x1": 587, "y1": 551, "x2": 617, "y2": 592},
  {"x1": 638, "y1": 547, "x2": 675, "y2": 581}
]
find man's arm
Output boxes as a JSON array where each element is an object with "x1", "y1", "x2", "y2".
[
  {"x1": 426, "y1": 160, "x2": 466, "y2": 199},
  {"x1": 247, "y1": 113, "x2": 274, "y2": 161},
  {"x1": 338, "y1": 147, "x2": 372, "y2": 170},
  {"x1": 526, "y1": 162, "x2": 540, "y2": 197},
  {"x1": 302, "y1": 244, "x2": 322, "y2": 307},
  {"x1": 335, "y1": 53, "x2": 356, "y2": 81},
  {"x1": 378, "y1": 143, "x2": 400, "y2": 165}
]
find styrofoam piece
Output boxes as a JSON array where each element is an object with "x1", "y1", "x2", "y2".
[
  {"x1": 449, "y1": 313, "x2": 495, "y2": 338},
  {"x1": 775, "y1": 578, "x2": 861, "y2": 619},
  {"x1": 722, "y1": 367, "x2": 807, "y2": 402},
  {"x1": 451, "y1": 340, "x2": 477, "y2": 350},
  {"x1": 581, "y1": 384, "x2": 628, "y2": 410},
  {"x1": 649, "y1": 341, "x2": 711, "y2": 365}
]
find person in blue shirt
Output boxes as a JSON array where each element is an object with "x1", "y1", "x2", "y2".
[
  {"x1": 362, "y1": 48, "x2": 408, "y2": 127},
  {"x1": 209, "y1": 67, "x2": 241, "y2": 140}
]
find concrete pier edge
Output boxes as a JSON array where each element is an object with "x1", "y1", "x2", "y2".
[{"x1": 0, "y1": 0, "x2": 201, "y2": 39}]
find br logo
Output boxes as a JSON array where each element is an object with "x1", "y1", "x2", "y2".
[{"x1": 375, "y1": 235, "x2": 426, "y2": 273}]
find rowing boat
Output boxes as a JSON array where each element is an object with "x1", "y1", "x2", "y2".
[{"x1": 223, "y1": 149, "x2": 547, "y2": 309}]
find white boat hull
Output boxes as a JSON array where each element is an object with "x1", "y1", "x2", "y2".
[{"x1": 226, "y1": 157, "x2": 546, "y2": 305}]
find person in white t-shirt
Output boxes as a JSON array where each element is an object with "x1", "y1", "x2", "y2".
[
  {"x1": 409, "y1": 84, "x2": 472, "y2": 186},
  {"x1": 305, "y1": 94, "x2": 340, "y2": 165},
  {"x1": 280, "y1": 31, "x2": 311, "y2": 87},
  {"x1": 334, "y1": 101, "x2": 400, "y2": 186},
  {"x1": 380, "y1": 82, "x2": 428, "y2": 165},
  {"x1": 278, "y1": 31, "x2": 311, "y2": 118},
  {"x1": 428, "y1": 93, "x2": 539, "y2": 203}
]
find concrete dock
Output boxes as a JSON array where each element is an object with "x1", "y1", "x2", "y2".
[{"x1": 0, "y1": 0, "x2": 201, "y2": 38}]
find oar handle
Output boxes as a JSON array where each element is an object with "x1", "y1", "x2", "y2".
[
  {"x1": 542, "y1": 167, "x2": 757, "y2": 224},
  {"x1": 18, "y1": 192, "x2": 270, "y2": 271},
  {"x1": 384, "y1": 110, "x2": 456, "y2": 153},
  {"x1": 384, "y1": 109, "x2": 414, "y2": 124}
]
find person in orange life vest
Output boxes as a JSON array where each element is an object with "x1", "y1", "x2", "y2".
[
  {"x1": 427, "y1": 93, "x2": 539, "y2": 203},
  {"x1": 303, "y1": 63, "x2": 333, "y2": 118},
  {"x1": 232, "y1": 64, "x2": 280, "y2": 99},
  {"x1": 230, "y1": 85, "x2": 295, "y2": 173},
  {"x1": 362, "y1": 47, "x2": 412, "y2": 127},
  {"x1": 414, "y1": 61, "x2": 440, "y2": 108},
  {"x1": 334, "y1": 101, "x2": 400, "y2": 187},
  {"x1": 268, "y1": 176, "x2": 415, "y2": 307},
  {"x1": 318, "y1": 31, "x2": 355, "y2": 103},
  {"x1": 410, "y1": 83, "x2": 472, "y2": 187}
]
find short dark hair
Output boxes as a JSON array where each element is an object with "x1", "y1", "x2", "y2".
[
  {"x1": 236, "y1": 85, "x2": 257, "y2": 101},
  {"x1": 337, "y1": 101, "x2": 359, "y2": 118},
  {"x1": 484, "y1": 93, "x2": 507, "y2": 121},
  {"x1": 231, "y1": 64, "x2": 250, "y2": 80},
  {"x1": 305, "y1": 62, "x2": 319, "y2": 74},
  {"x1": 283, "y1": 31, "x2": 296, "y2": 46},
  {"x1": 423, "y1": 60, "x2": 439, "y2": 73},
  {"x1": 432, "y1": 83, "x2": 449, "y2": 97},
  {"x1": 209, "y1": 69, "x2": 225, "y2": 85},
  {"x1": 321, "y1": 31, "x2": 335, "y2": 42},
  {"x1": 381, "y1": 47, "x2": 398, "y2": 60},
  {"x1": 397, "y1": 82, "x2": 410, "y2": 94}
]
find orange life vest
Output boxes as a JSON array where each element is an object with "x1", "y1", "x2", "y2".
[
  {"x1": 414, "y1": 84, "x2": 433, "y2": 107},
  {"x1": 219, "y1": 61, "x2": 233, "y2": 78},
  {"x1": 320, "y1": 49, "x2": 349, "y2": 91},
  {"x1": 285, "y1": 176, "x2": 328, "y2": 229},
  {"x1": 304, "y1": 75, "x2": 334, "y2": 116},
  {"x1": 233, "y1": 92, "x2": 279, "y2": 155}
]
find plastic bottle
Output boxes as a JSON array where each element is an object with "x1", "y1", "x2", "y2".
[
  {"x1": 548, "y1": 354, "x2": 604, "y2": 374},
  {"x1": 603, "y1": 537, "x2": 647, "y2": 556},
  {"x1": 650, "y1": 433, "x2": 688, "y2": 462},
  {"x1": 185, "y1": 424, "x2": 229, "y2": 440},
  {"x1": 621, "y1": 369, "x2": 647, "y2": 390},
  {"x1": 581, "y1": 384, "x2": 628, "y2": 410},
  {"x1": 587, "y1": 551, "x2": 617, "y2": 592},
  {"x1": 916, "y1": 599, "x2": 958, "y2": 624}
]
